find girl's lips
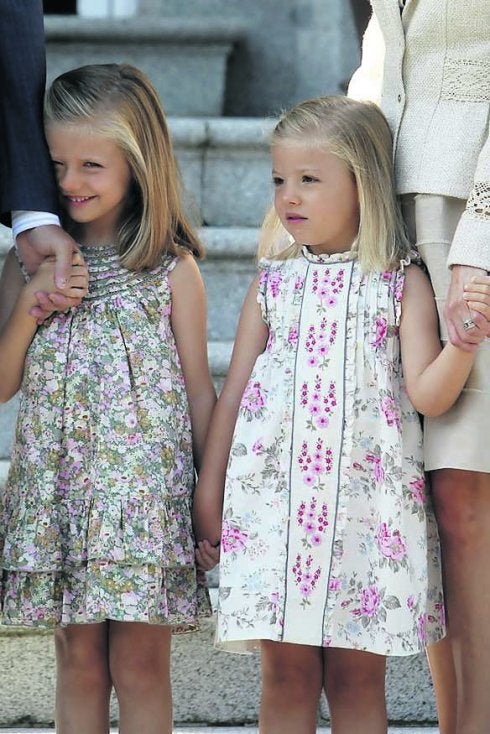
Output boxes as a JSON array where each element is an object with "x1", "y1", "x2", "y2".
[
  {"x1": 286, "y1": 215, "x2": 307, "y2": 222},
  {"x1": 65, "y1": 195, "x2": 95, "y2": 207}
]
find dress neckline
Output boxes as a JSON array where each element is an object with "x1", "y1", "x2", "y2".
[
  {"x1": 300, "y1": 244, "x2": 357, "y2": 265},
  {"x1": 79, "y1": 243, "x2": 118, "y2": 256}
]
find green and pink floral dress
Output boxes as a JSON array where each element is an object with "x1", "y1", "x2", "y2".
[
  {"x1": 0, "y1": 245, "x2": 210, "y2": 629},
  {"x1": 217, "y1": 247, "x2": 444, "y2": 656}
]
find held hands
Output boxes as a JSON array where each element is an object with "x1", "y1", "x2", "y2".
[
  {"x1": 445, "y1": 266, "x2": 490, "y2": 350},
  {"x1": 16, "y1": 225, "x2": 86, "y2": 321},
  {"x1": 195, "y1": 539, "x2": 221, "y2": 571},
  {"x1": 16, "y1": 225, "x2": 79, "y2": 286},
  {"x1": 464, "y1": 274, "x2": 490, "y2": 317},
  {"x1": 461, "y1": 273, "x2": 490, "y2": 345},
  {"x1": 25, "y1": 251, "x2": 89, "y2": 323}
]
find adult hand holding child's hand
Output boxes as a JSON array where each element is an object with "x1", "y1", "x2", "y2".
[
  {"x1": 16, "y1": 225, "x2": 85, "y2": 321},
  {"x1": 26, "y1": 250, "x2": 89, "y2": 322}
]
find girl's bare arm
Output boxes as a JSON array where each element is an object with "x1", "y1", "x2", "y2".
[
  {"x1": 170, "y1": 254, "x2": 217, "y2": 473},
  {"x1": 0, "y1": 249, "x2": 88, "y2": 403},
  {"x1": 192, "y1": 274, "x2": 268, "y2": 545}
]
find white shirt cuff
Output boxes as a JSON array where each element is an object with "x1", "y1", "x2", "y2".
[{"x1": 11, "y1": 210, "x2": 61, "y2": 241}]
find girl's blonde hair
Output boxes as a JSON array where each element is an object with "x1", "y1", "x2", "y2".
[
  {"x1": 45, "y1": 63, "x2": 203, "y2": 270},
  {"x1": 259, "y1": 95, "x2": 410, "y2": 272}
]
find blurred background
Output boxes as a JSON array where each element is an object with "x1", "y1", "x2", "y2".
[{"x1": 41, "y1": 0, "x2": 370, "y2": 116}]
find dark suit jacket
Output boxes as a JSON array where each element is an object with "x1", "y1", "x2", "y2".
[{"x1": 0, "y1": 0, "x2": 58, "y2": 226}]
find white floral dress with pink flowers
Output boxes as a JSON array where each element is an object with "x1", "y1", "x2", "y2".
[
  {"x1": 216, "y1": 247, "x2": 445, "y2": 656},
  {"x1": 0, "y1": 245, "x2": 210, "y2": 629}
]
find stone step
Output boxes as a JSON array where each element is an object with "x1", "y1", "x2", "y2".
[
  {"x1": 45, "y1": 16, "x2": 246, "y2": 117},
  {"x1": 199, "y1": 226, "x2": 257, "y2": 342},
  {"x1": 171, "y1": 117, "x2": 275, "y2": 229}
]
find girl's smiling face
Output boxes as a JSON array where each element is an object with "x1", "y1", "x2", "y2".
[
  {"x1": 46, "y1": 121, "x2": 132, "y2": 245},
  {"x1": 272, "y1": 142, "x2": 360, "y2": 256}
]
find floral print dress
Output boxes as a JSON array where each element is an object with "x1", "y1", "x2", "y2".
[
  {"x1": 0, "y1": 245, "x2": 210, "y2": 629},
  {"x1": 217, "y1": 247, "x2": 444, "y2": 656}
]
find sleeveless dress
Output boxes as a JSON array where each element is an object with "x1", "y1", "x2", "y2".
[
  {"x1": 0, "y1": 245, "x2": 210, "y2": 629},
  {"x1": 216, "y1": 247, "x2": 445, "y2": 656}
]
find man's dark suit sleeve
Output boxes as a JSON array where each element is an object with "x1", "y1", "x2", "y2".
[{"x1": 0, "y1": 0, "x2": 59, "y2": 225}]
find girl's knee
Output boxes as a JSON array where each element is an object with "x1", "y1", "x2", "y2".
[
  {"x1": 109, "y1": 625, "x2": 171, "y2": 697},
  {"x1": 263, "y1": 662, "x2": 318, "y2": 693},
  {"x1": 55, "y1": 626, "x2": 108, "y2": 688},
  {"x1": 327, "y1": 667, "x2": 384, "y2": 699},
  {"x1": 261, "y1": 641, "x2": 322, "y2": 698},
  {"x1": 111, "y1": 653, "x2": 170, "y2": 699},
  {"x1": 325, "y1": 649, "x2": 386, "y2": 702}
]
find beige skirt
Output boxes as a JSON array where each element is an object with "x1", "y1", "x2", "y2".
[{"x1": 402, "y1": 193, "x2": 490, "y2": 474}]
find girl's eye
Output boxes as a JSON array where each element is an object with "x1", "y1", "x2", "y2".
[
  {"x1": 51, "y1": 160, "x2": 63, "y2": 167},
  {"x1": 272, "y1": 177, "x2": 284, "y2": 187},
  {"x1": 84, "y1": 161, "x2": 102, "y2": 168},
  {"x1": 302, "y1": 175, "x2": 318, "y2": 183}
]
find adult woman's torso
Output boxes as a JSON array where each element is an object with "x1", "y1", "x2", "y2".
[{"x1": 367, "y1": 0, "x2": 490, "y2": 199}]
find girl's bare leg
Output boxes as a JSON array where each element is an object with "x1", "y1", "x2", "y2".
[
  {"x1": 432, "y1": 469, "x2": 490, "y2": 734},
  {"x1": 324, "y1": 647, "x2": 387, "y2": 734},
  {"x1": 426, "y1": 637, "x2": 457, "y2": 734},
  {"x1": 109, "y1": 621, "x2": 172, "y2": 734},
  {"x1": 259, "y1": 640, "x2": 323, "y2": 734},
  {"x1": 55, "y1": 622, "x2": 111, "y2": 734}
]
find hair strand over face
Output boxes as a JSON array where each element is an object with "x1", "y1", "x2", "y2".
[{"x1": 45, "y1": 63, "x2": 204, "y2": 270}]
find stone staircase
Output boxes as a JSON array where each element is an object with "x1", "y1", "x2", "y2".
[{"x1": 0, "y1": 7, "x2": 438, "y2": 728}]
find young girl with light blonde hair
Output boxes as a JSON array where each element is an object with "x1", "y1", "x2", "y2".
[
  {"x1": 193, "y1": 95, "x2": 490, "y2": 734},
  {"x1": 0, "y1": 63, "x2": 216, "y2": 734}
]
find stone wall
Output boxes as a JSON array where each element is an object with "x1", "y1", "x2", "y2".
[{"x1": 137, "y1": 0, "x2": 360, "y2": 116}]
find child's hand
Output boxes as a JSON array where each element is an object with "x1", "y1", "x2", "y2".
[
  {"x1": 463, "y1": 275, "x2": 490, "y2": 338},
  {"x1": 195, "y1": 539, "x2": 221, "y2": 571},
  {"x1": 26, "y1": 251, "x2": 89, "y2": 323}
]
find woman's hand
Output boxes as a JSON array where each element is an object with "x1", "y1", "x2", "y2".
[
  {"x1": 445, "y1": 265, "x2": 490, "y2": 350},
  {"x1": 463, "y1": 274, "x2": 490, "y2": 334}
]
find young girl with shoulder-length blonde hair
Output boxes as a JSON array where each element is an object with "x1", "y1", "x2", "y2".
[
  {"x1": 258, "y1": 95, "x2": 408, "y2": 270},
  {"x1": 193, "y1": 95, "x2": 490, "y2": 734},
  {"x1": 44, "y1": 62, "x2": 203, "y2": 270},
  {"x1": 0, "y1": 63, "x2": 216, "y2": 734}
]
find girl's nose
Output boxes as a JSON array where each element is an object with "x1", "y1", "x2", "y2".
[
  {"x1": 282, "y1": 184, "x2": 300, "y2": 205},
  {"x1": 58, "y1": 167, "x2": 81, "y2": 192}
]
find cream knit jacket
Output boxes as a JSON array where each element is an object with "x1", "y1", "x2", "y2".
[{"x1": 348, "y1": 0, "x2": 490, "y2": 270}]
